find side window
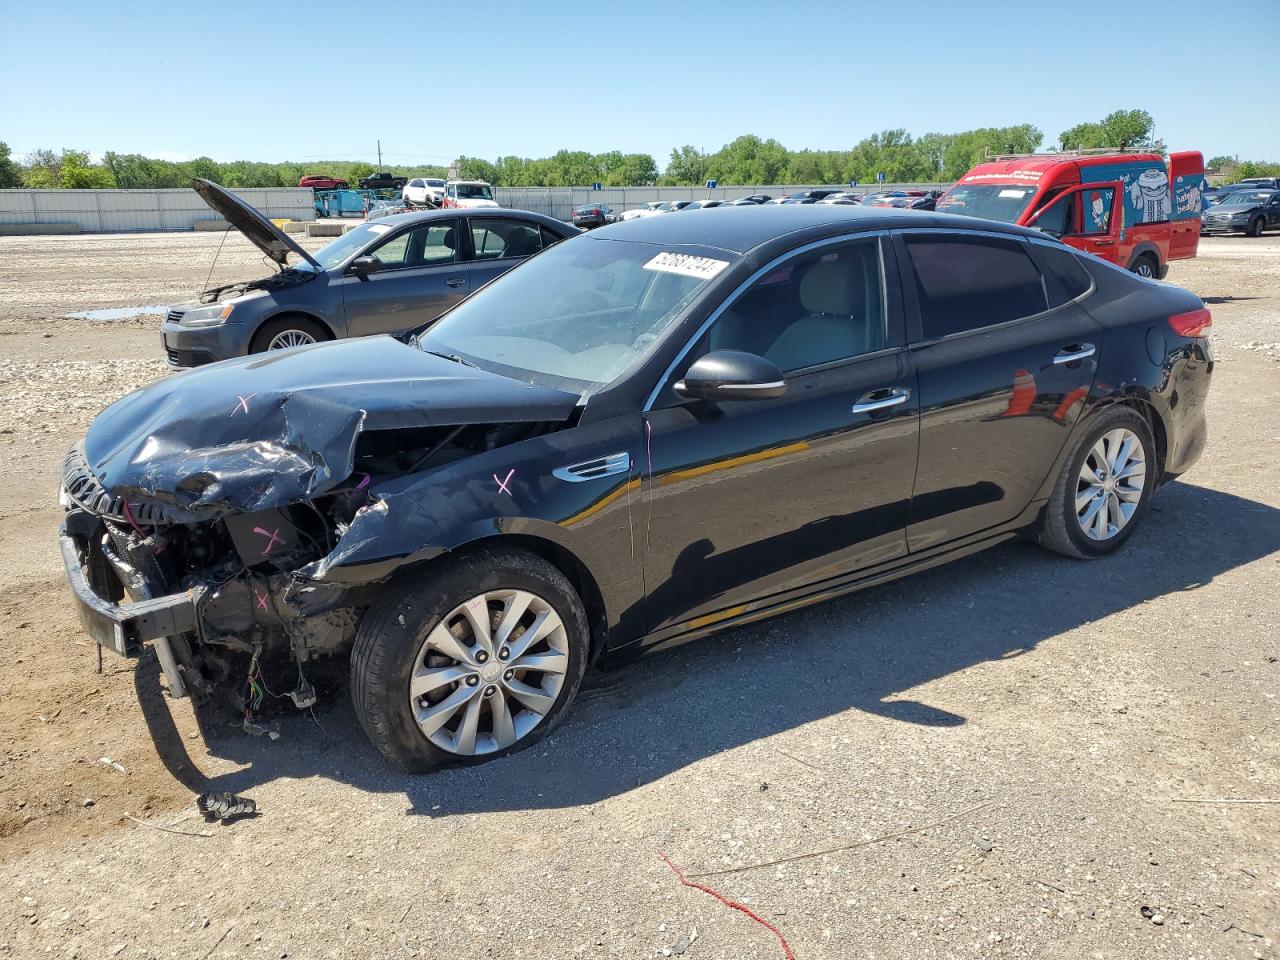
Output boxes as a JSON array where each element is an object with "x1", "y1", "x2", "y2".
[
  {"x1": 540, "y1": 226, "x2": 564, "y2": 248},
  {"x1": 1081, "y1": 188, "x2": 1114, "y2": 235},
  {"x1": 1030, "y1": 188, "x2": 1071, "y2": 236},
  {"x1": 470, "y1": 218, "x2": 544, "y2": 261},
  {"x1": 700, "y1": 238, "x2": 887, "y2": 374},
  {"x1": 369, "y1": 222, "x2": 457, "y2": 269},
  {"x1": 904, "y1": 234, "x2": 1047, "y2": 338},
  {"x1": 1033, "y1": 243, "x2": 1093, "y2": 305},
  {"x1": 419, "y1": 223, "x2": 458, "y2": 264}
]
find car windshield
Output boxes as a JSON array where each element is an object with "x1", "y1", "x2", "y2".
[
  {"x1": 426, "y1": 179, "x2": 445, "y2": 187},
  {"x1": 936, "y1": 184, "x2": 1039, "y2": 222},
  {"x1": 306, "y1": 222, "x2": 389, "y2": 270},
  {"x1": 418, "y1": 237, "x2": 735, "y2": 392},
  {"x1": 455, "y1": 183, "x2": 493, "y2": 200},
  {"x1": 1219, "y1": 191, "x2": 1271, "y2": 204}
]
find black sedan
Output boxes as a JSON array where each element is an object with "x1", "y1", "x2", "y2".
[
  {"x1": 60, "y1": 205, "x2": 1213, "y2": 771},
  {"x1": 571, "y1": 203, "x2": 618, "y2": 229},
  {"x1": 161, "y1": 180, "x2": 577, "y2": 367},
  {"x1": 1200, "y1": 189, "x2": 1280, "y2": 236}
]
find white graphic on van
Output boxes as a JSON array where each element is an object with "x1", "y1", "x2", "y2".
[{"x1": 1126, "y1": 168, "x2": 1170, "y2": 223}]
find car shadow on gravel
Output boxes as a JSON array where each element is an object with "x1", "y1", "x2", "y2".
[{"x1": 136, "y1": 480, "x2": 1280, "y2": 817}]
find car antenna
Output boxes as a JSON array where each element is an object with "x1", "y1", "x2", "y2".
[{"x1": 199, "y1": 222, "x2": 233, "y2": 299}]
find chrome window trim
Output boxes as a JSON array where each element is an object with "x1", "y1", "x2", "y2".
[{"x1": 642, "y1": 229, "x2": 890, "y2": 412}]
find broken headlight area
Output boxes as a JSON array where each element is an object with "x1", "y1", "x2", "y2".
[{"x1": 61, "y1": 443, "x2": 373, "y2": 713}]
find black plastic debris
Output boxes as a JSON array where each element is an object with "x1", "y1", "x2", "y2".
[{"x1": 197, "y1": 791, "x2": 258, "y2": 822}]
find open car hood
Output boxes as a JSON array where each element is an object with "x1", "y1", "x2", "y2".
[
  {"x1": 81, "y1": 336, "x2": 580, "y2": 520},
  {"x1": 192, "y1": 178, "x2": 322, "y2": 271}
]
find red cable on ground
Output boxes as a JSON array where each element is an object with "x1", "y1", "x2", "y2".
[{"x1": 658, "y1": 851, "x2": 796, "y2": 960}]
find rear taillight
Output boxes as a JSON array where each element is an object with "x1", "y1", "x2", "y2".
[{"x1": 1168, "y1": 308, "x2": 1212, "y2": 338}]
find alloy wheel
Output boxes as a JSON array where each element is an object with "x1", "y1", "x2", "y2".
[
  {"x1": 408, "y1": 589, "x2": 569, "y2": 756},
  {"x1": 1075, "y1": 427, "x2": 1147, "y2": 541},
  {"x1": 1134, "y1": 259, "x2": 1154, "y2": 278},
  {"x1": 267, "y1": 329, "x2": 317, "y2": 350}
]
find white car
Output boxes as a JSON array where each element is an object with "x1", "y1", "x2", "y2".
[
  {"x1": 441, "y1": 180, "x2": 499, "y2": 209},
  {"x1": 620, "y1": 202, "x2": 664, "y2": 221},
  {"x1": 402, "y1": 177, "x2": 446, "y2": 206}
]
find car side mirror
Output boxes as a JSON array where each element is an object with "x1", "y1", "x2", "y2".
[
  {"x1": 349, "y1": 255, "x2": 380, "y2": 278},
  {"x1": 674, "y1": 350, "x2": 786, "y2": 402}
]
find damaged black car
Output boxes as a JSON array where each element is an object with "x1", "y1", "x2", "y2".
[{"x1": 61, "y1": 204, "x2": 1213, "y2": 770}]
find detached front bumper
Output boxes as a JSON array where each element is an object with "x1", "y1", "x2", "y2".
[{"x1": 59, "y1": 521, "x2": 200, "y2": 695}]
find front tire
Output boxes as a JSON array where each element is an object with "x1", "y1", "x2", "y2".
[
  {"x1": 1248, "y1": 217, "x2": 1265, "y2": 238},
  {"x1": 351, "y1": 545, "x2": 589, "y2": 772},
  {"x1": 249, "y1": 315, "x2": 328, "y2": 354},
  {"x1": 1038, "y1": 406, "x2": 1156, "y2": 559}
]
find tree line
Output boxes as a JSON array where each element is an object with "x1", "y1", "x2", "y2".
[{"x1": 2, "y1": 110, "x2": 1273, "y2": 190}]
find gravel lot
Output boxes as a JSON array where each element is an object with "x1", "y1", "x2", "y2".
[{"x1": 0, "y1": 230, "x2": 1276, "y2": 959}]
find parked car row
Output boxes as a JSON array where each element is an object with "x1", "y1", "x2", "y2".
[
  {"x1": 612, "y1": 188, "x2": 943, "y2": 222},
  {"x1": 1200, "y1": 188, "x2": 1280, "y2": 237}
]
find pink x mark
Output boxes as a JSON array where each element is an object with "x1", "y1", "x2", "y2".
[
  {"x1": 252, "y1": 526, "x2": 284, "y2": 556},
  {"x1": 494, "y1": 468, "x2": 515, "y2": 496},
  {"x1": 230, "y1": 393, "x2": 257, "y2": 416},
  {"x1": 254, "y1": 590, "x2": 269, "y2": 611}
]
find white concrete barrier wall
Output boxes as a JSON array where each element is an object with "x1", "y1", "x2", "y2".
[{"x1": 0, "y1": 188, "x2": 316, "y2": 232}]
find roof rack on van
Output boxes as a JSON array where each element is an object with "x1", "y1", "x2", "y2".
[{"x1": 983, "y1": 147, "x2": 1150, "y2": 161}]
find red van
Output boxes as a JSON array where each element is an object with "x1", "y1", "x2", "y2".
[{"x1": 937, "y1": 150, "x2": 1205, "y2": 278}]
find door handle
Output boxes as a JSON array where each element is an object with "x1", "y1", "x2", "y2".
[
  {"x1": 445, "y1": 277, "x2": 466, "y2": 288},
  {"x1": 1053, "y1": 343, "x2": 1096, "y2": 365},
  {"x1": 852, "y1": 387, "x2": 910, "y2": 414},
  {"x1": 1091, "y1": 239, "x2": 1114, "y2": 246}
]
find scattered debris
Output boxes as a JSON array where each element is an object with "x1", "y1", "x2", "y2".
[
  {"x1": 99, "y1": 756, "x2": 126, "y2": 774},
  {"x1": 690, "y1": 799, "x2": 997, "y2": 879},
  {"x1": 1170, "y1": 797, "x2": 1280, "y2": 804},
  {"x1": 124, "y1": 814, "x2": 215, "y2": 838},
  {"x1": 241, "y1": 719, "x2": 281, "y2": 741},
  {"x1": 197, "y1": 791, "x2": 258, "y2": 823},
  {"x1": 196, "y1": 923, "x2": 236, "y2": 960},
  {"x1": 659, "y1": 851, "x2": 794, "y2": 960},
  {"x1": 1140, "y1": 905, "x2": 1155, "y2": 919}
]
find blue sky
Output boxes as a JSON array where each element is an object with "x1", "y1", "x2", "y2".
[{"x1": 3, "y1": 0, "x2": 1277, "y2": 169}]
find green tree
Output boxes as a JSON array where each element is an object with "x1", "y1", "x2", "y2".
[
  {"x1": 1060, "y1": 110, "x2": 1154, "y2": 151},
  {"x1": 0, "y1": 141, "x2": 20, "y2": 188},
  {"x1": 21, "y1": 148, "x2": 61, "y2": 187},
  {"x1": 662, "y1": 145, "x2": 708, "y2": 185}
]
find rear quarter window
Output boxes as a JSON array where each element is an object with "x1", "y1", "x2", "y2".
[{"x1": 1032, "y1": 242, "x2": 1093, "y2": 305}]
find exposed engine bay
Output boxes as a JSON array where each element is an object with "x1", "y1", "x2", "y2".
[
  {"x1": 61, "y1": 415, "x2": 566, "y2": 717},
  {"x1": 197, "y1": 266, "x2": 316, "y2": 305}
]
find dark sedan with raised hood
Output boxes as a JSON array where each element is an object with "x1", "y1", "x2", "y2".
[
  {"x1": 1200, "y1": 188, "x2": 1280, "y2": 237},
  {"x1": 61, "y1": 204, "x2": 1213, "y2": 771},
  {"x1": 161, "y1": 179, "x2": 577, "y2": 367}
]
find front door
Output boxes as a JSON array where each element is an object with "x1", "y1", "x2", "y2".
[
  {"x1": 1168, "y1": 151, "x2": 1205, "y2": 260},
  {"x1": 339, "y1": 219, "x2": 470, "y2": 336},
  {"x1": 1029, "y1": 182, "x2": 1124, "y2": 267},
  {"x1": 895, "y1": 230, "x2": 1101, "y2": 551},
  {"x1": 641, "y1": 235, "x2": 919, "y2": 636}
]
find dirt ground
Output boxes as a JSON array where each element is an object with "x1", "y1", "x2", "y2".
[{"x1": 0, "y1": 229, "x2": 1276, "y2": 959}]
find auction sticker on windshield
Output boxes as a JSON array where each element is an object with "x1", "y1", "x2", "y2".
[{"x1": 643, "y1": 251, "x2": 730, "y2": 280}]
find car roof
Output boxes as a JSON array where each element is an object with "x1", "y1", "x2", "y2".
[
  {"x1": 592, "y1": 203, "x2": 1032, "y2": 254},
  {"x1": 363, "y1": 207, "x2": 569, "y2": 230}
]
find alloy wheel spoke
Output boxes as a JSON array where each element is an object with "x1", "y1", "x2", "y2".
[
  {"x1": 425, "y1": 621, "x2": 475, "y2": 665},
  {"x1": 494, "y1": 591, "x2": 533, "y2": 648},
  {"x1": 459, "y1": 596, "x2": 494, "y2": 655},
  {"x1": 410, "y1": 663, "x2": 471, "y2": 700},
  {"x1": 1116, "y1": 483, "x2": 1143, "y2": 503},
  {"x1": 504, "y1": 609, "x2": 561, "y2": 662},
  {"x1": 416, "y1": 683, "x2": 476, "y2": 736},
  {"x1": 505, "y1": 678, "x2": 556, "y2": 714},
  {"x1": 1079, "y1": 492, "x2": 1107, "y2": 527},
  {"x1": 1076, "y1": 485, "x2": 1099, "y2": 512},
  {"x1": 512, "y1": 650, "x2": 568, "y2": 675},
  {"x1": 490, "y1": 689, "x2": 518, "y2": 750},
  {"x1": 1092, "y1": 495, "x2": 1110, "y2": 539},
  {"x1": 453, "y1": 693, "x2": 484, "y2": 754},
  {"x1": 1080, "y1": 461, "x2": 1101, "y2": 485},
  {"x1": 1111, "y1": 435, "x2": 1135, "y2": 474}
]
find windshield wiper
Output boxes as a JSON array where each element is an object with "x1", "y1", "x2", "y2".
[{"x1": 421, "y1": 349, "x2": 477, "y2": 368}]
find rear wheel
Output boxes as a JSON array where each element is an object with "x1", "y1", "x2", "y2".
[
  {"x1": 250, "y1": 315, "x2": 329, "y2": 354},
  {"x1": 1248, "y1": 217, "x2": 1265, "y2": 237},
  {"x1": 351, "y1": 545, "x2": 589, "y2": 772},
  {"x1": 1131, "y1": 254, "x2": 1158, "y2": 278},
  {"x1": 1038, "y1": 406, "x2": 1156, "y2": 559}
]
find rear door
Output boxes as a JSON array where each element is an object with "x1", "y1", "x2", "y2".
[
  {"x1": 464, "y1": 216, "x2": 550, "y2": 289},
  {"x1": 338, "y1": 219, "x2": 470, "y2": 336},
  {"x1": 1169, "y1": 151, "x2": 1205, "y2": 260},
  {"x1": 894, "y1": 229, "x2": 1102, "y2": 551}
]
